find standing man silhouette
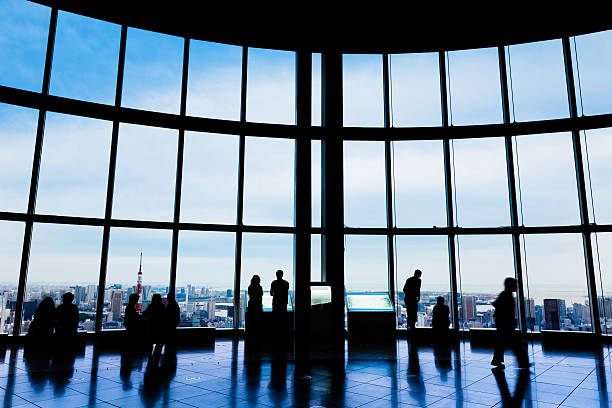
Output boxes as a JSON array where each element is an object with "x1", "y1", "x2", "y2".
[
  {"x1": 270, "y1": 269, "x2": 289, "y2": 313},
  {"x1": 403, "y1": 269, "x2": 422, "y2": 332},
  {"x1": 491, "y1": 277, "x2": 530, "y2": 369}
]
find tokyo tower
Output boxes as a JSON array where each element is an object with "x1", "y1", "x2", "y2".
[{"x1": 136, "y1": 250, "x2": 143, "y2": 313}]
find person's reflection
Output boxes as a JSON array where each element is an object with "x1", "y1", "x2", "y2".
[
  {"x1": 269, "y1": 353, "x2": 288, "y2": 406},
  {"x1": 243, "y1": 342, "x2": 262, "y2": 407},
  {"x1": 434, "y1": 343, "x2": 452, "y2": 382},
  {"x1": 23, "y1": 346, "x2": 52, "y2": 393},
  {"x1": 49, "y1": 348, "x2": 78, "y2": 395},
  {"x1": 120, "y1": 348, "x2": 145, "y2": 390},
  {"x1": 407, "y1": 342, "x2": 426, "y2": 407},
  {"x1": 141, "y1": 347, "x2": 177, "y2": 406},
  {"x1": 492, "y1": 366, "x2": 530, "y2": 406}
]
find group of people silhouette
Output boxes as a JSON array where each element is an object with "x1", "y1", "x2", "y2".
[
  {"x1": 124, "y1": 293, "x2": 180, "y2": 355},
  {"x1": 403, "y1": 269, "x2": 530, "y2": 369},
  {"x1": 28, "y1": 291, "x2": 180, "y2": 356},
  {"x1": 248, "y1": 269, "x2": 290, "y2": 313},
  {"x1": 27, "y1": 292, "x2": 79, "y2": 339}
]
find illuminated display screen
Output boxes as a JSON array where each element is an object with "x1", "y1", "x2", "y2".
[
  {"x1": 346, "y1": 292, "x2": 394, "y2": 312},
  {"x1": 311, "y1": 286, "x2": 332, "y2": 306}
]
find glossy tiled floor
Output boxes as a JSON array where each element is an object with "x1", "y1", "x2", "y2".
[{"x1": 1, "y1": 338, "x2": 612, "y2": 407}]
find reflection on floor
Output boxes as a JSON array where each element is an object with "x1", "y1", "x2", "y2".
[{"x1": 1, "y1": 338, "x2": 611, "y2": 407}]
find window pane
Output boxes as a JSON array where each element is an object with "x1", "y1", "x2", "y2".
[
  {"x1": 36, "y1": 113, "x2": 111, "y2": 218},
  {"x1": 176, "y1": 231, "x2": 235, "y2": 328},
  {"x1": 573, "y1": 30, "x2": 612, "y2": 116},
  {"x1": 343, "y1": 54, "x2": 383, "y2": 127},
  {"x1": 180, "y1": 132, "x2": 238, "y2": 224},
  {"x1": 457, "y1": 235, "x2": 515, "y2": 330},
  {"x1": 390, "y1": 52, "x2": 441, "y2": 127},
  {"x1": 50, "y1": 11, "x2": 120, "y2": 103},
  {"x1": 25, "y1": 223, "x2": 102, "y2": 333},
  {"x1": 514, "y1": 133, "x2": 580, "y2": 226},
  {"x1": 508, "y1": 40, "x2": 569, "y2": 122},
  {"x1": 105, "y1": 227, "x2": 172, "y2": 330},
  {"x1": 594, "y1": 233, "x2": 612, "y2": 334},
  {"x1": 393, "y1": 140, "x2": 446, "y2": 228},
  {"x1": 240, "y1": 233, "x2": 294, "y2": 328},
  {"x1": 243, "y1": 137, "x2": 294, "y2": 226},
  {"x1": 395, "y1": 236, "x2": 450, "y2": 329},
  {"x1": 312, "y1": 140, "x2": 321, "y2": 227},
  {"x1": 312, "y1": 53, "x2": 321, "y2": 126},
  {"x1": 345, "y1": 235, "x2": 388, "y2": 293},
  {"x1": 246, "y1": 48, "x2": 295, "y2": 124},
  {"x1": 452, "y1": 137, "x2": 510, "y2": 227},
  {"x1": 122, "y1": 28, "x2": 182, "y2": 113},
  {"x1": 447, "y1": 47, "x2": 502, "y2": 125},
  {"x1": 0, "y1": 221, "x2": 25, "y2": 335},
  {"x1": 582, "y1": 128, "x2": 612, "y2": 224},
  {"x1": 113, "y1": 124, "x2": 177, "y2": 221},
  {"x1": 187, "y1": 40, "x2": 242, "y2": 121},
  {"x1": 0, "y1": 0, "x2": 50, "y2": 91},
  {"x1": 312, "y1": 234, "x2": 321, "y2": 282},
  {"x1": 522, "y1": 234, "x2": 589, "y2": 332},
  {"x1": 0, "y1": 103, "x2": 37, "y2": 212},
  {"x1": 344, "y1": 141, "x2": 386, "y2": 227}
]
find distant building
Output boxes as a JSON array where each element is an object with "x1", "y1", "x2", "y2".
[
  {"x1": 143, "y1": 285, "x2": 152, "y2": 301},
  {"x1": 111, "y1": 290, "x2": 123, "y2": 321},
  {"x1": 207, "y1": 300, "x2": 216, "y2": 319},
  {"x1": 544, "y1": 299, "x2": 560, "y2": 330},
  {"x1": 86, "y1": 285, "x2": 97, "y2": 302},
  {"x1": 463, "y1": 296, "x2": 476, "y2": 321}
]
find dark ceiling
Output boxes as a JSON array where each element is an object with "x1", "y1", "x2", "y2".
[{"x1": 37, "y1": 1, "x2": 612, "y2": 53}]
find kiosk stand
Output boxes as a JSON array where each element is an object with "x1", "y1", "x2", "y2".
[
  {"x1": 346, "y1": 292, "x2": 396, "y2": 339},
  {"x1": 310, "y1": 284, "x2": 333, "y2": 339}
]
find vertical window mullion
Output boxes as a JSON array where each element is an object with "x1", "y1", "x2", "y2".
[
  {"x1": 233, "y1": 46, "x2": 248, "y2": 329},
  {"x1": 14, "y1": 8, "x2": 58, "y2": 336},
  {"x1": 95, "y1": 24, "x2": 127, "y2": 333}
]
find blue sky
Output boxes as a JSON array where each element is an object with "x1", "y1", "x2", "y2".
[{"x1": 1, "y1": 0, "x2": 612, "y2": 306}]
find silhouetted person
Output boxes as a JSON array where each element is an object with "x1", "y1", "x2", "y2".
[
  {"x1": 403, "y1": 269, "x2": 422, "y2": 331},
  {"x1": 124, "y1": 293, "x2": 144, "y2": 341},
  {"x1": 144, "y1": 294, "x2": 166, "y2": 356},
  {"x1": 247, "y1": 275, "x2": 263, "y2": 337},
  {"x1": 27, "y1": 297, "x2": 56, "y2": 339},
  {"x1": 270, "y1": 269, "x2": 289, "y2": 313},
  {"x1": 55, "y1": 292, "x2": 79, "y2": 338},
  {"x1": 491, "y1": 277, "x2": 530, "y2": 369},
  {"x1": 432, "y1": 296, "x2": 450, "y2": 334},
  {"x1": 248, "y1": 275, "x2": 263, "y2": 313},
  {"x1": 165, "y1": 293, "x2": 180, "y2": 348}
]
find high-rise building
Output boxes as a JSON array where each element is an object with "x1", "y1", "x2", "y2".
[
  {"x1": 73, "y1": 286, "x2": 86, "y2": 305},
  {"x1": 143, "y1": 285, "x2": 152, "y2": 301},
  {"x1": 207, "y1": 300, "x2": 216, "y2": 319},
  {"x1": 86, "y1": 285, "x2": 97, "y2": 302},
  {"x1": 544, "y1": 299, "x2": 560, "y2": 330},
  {"x1": 0, "y1": 292, "x2": 7, "y2": 334},
  {"x1": 111, "y1": 290, "x2": 123, "y2": 321},
  {"x1": 558, "y1": 299, "x2": 567, "y2": 317},
  {"x1": 463, "y1": 296, "x2": 476, "y2": 321}
]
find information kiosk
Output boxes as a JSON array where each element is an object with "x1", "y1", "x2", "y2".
[
  {"x1": 346, "y1": 292, "x2": 396, "y2": 338},
  {"x1": 310, "y1": 284, "x2": 333, "y2": 339}
]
